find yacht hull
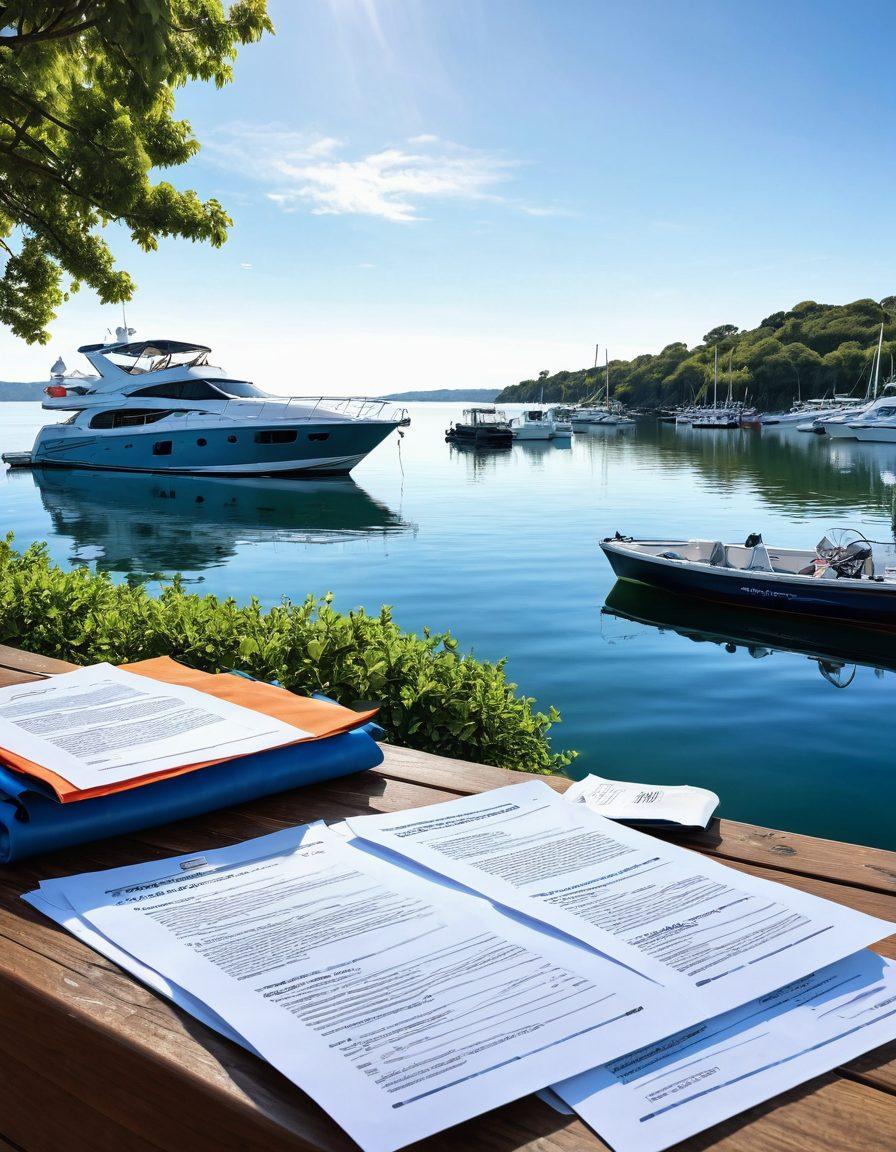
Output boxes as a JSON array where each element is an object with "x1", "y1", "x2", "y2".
[
  {"x1": 28, "y1": 420, "x2": 398, "y2": 476},
  {"x1": 852, "y1": 426, "x2": 896, "y2": 443},
  {"x1": 601, "y1": 540, "x2": 896, "y2": 628}
]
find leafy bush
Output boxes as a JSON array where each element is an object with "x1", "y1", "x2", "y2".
[{"x1": 0, "y1": 537, "x2": 572, "y2": 773}]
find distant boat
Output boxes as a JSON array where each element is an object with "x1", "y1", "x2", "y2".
[
  {"x1": 691, "y1": 347, "x2": 741, "y2": 428},
  {"x1": 573, "y1": 350, "x2": 635, "y2": 428},
  {"x1": 761, "y1": 398, "x2": 853, "y2": 426},
  {"x1": 510, "y1": 408, "x2": 556, "y2": 440},
  {"x1": 600, "y1": 529, "x2": 896, "y2": 628},
  {"x1": 445, "y1": 406, "x2": 513, "y2": 447}
]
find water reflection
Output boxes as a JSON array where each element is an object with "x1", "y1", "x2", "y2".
[
  {"x1": 25, "y1": 468, "x2": 412, "y2": 577},
  {"x1": 602, "y1": 580, "x2": 896, "y2": 689},
  {"x1": 572, "y1": 422, "x2": 896, "y2": 519}
]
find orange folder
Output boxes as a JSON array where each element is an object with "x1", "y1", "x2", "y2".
[{"x1": 0, "y1": 657, "x2": 379, "y2": 803}]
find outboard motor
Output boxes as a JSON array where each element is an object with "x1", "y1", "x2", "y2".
[
  {"x1": 744, "y1": 533, "x2": 762, "y2": 548},
  {"x1": 817, "y1": 532, "x2": 873, "y2": 579},
  {"x1": 828, "y1": 540, "x2": 873, "y2": 579}
]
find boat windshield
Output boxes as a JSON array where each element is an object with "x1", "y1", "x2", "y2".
[
  {"x1": 465, "y1": 407, "x2": 507, "y2": 425},
  {"x1": 212, "y1": 379, "x2": 269, "y2": 398}
]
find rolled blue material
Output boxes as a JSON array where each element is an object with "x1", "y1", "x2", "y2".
[{"x1": 0, "y1": 721, "x2": 383, "y2": 863}]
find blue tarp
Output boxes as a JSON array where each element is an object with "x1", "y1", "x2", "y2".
[{"x1": 0, "y1": 717, "x2": 383, "y2": 863}]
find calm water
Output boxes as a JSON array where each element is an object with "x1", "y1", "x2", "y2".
[{"x1": 2, "y1": 401, "x2": 895, "y2": 849}]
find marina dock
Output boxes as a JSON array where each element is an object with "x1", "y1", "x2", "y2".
[{"x1": 0, "y1": 643, "x2": 894, "y2": 1152}]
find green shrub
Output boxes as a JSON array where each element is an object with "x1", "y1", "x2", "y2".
[{"x1": 0, "y1": 537, "x2": 573, "y2": 773}]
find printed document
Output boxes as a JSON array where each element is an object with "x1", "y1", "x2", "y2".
[
  {"x1": 564, "y1": 774, "x2": 719, "y2": 828},
  {"x1": 53, "y1": 824, "x2": 694, "y2": 1152},
  {"x1": 347, "y1": 781, "x2": 893, "y2": 1012},
  {"x1": 554, "y1": 950, "x2": 896, "y2": 1152},
  {"x1": 0, "y1": 663, "x2": 308, "y2": 790}
]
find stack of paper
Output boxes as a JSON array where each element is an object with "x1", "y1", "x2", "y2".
[
  {"x1": 0, "y1": 659, "x2": 382, "y2": 860},
  {"x1": 0, "y1": 660, "x2": 375, "y2": 801},
  {"x1": 26, "y1": 779, "x2": 896, "y2": 1152}
]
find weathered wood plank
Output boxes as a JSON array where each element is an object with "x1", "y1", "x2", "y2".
[{"x1": 0, "y1": 644, "x2": 74, "y2": 677}]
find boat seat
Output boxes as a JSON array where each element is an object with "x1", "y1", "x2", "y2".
[{"x1": 708, "y1": 541, "x2": 729, "y2": 567}]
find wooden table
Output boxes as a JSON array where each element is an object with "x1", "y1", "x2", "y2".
[{"x1": 0, "y1": 644, "x2": 894, "y2": 1152}]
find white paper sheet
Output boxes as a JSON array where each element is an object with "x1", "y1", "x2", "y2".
[
  {"x1": 24, "y1": 887, "x2": 257, "y2": 1053},
  {"x1": 564, "y1": 774, "x2": 719, "y2": 828},
  {"x1": 347, "y1": 781, "x2": 893, "y2": 1013},
  {"x1": 0, "y1": 663, "x2": 307, "y2": 790},
  {"x1": 48, "y1": 824, "x2": 696, "y2": 1152},
  {"x1": 24, "y1": 826, "x2": 311, "y2": 1056},
  {"x1": 554, "y1": 950, "x2": 896, "y2": 1152}
]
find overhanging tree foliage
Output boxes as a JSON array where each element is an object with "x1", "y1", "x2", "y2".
[{"x1": 0, "y1": 1, "x2": 272, "y2": 344}]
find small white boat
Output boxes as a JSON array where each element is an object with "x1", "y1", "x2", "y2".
[
  {"x1": 510, "y1": 408, "x2": 556, "y2": 440},
  {"x1": 545, "y1": 407, "x2": 573, "y2": 436},
  {"x1": 825, "y1": 329, "x2": 894, "y2": 439}
]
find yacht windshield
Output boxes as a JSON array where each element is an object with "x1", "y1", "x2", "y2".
[{"x1": 212, "y1": 379, "x2": 268, "y2": 398}]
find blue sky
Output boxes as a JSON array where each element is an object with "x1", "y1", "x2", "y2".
[{"x1": 4, "y1": 0, "x2": 896, "y2": 391}]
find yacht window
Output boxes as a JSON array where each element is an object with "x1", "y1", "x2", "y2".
[
  {"x1": 152, "y1": 440, "x2": 173, "y2": 456},
  {"x1": 132, "y1": 380, "x2": 222, "y2": 400},
  {"x1": 212, "y1": 379, "x2": 268, "y2": 398},
  {"x1": 89, "y1": 408, "x2": 174, "y2": 429},
  {"x1": 255, "y1": 429, "x2": 297, "y2": 444},
  {"x1": 309, "y1": 432, "x2": 330, "y2": 442}
]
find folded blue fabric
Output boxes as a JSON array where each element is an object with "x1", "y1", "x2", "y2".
[{"x1": 0, "y1": 720, "x2": 383, "y2": 863}]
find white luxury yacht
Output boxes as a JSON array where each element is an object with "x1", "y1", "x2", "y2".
[{"x1": 2, "y1": 329, "x2": 407, "y2": 476}]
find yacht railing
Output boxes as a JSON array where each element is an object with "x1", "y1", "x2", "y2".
[{"x1": 216, "y1": 396, "x2": 408, "y2": 424}]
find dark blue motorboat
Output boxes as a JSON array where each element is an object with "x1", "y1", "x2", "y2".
[{"x1": 600, "y1": 529, "x2": 896, "y2": 629}]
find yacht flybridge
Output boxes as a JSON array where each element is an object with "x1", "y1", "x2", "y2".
[{"x1": 2, "y1": 331, "x2": 407, "y2": 477}]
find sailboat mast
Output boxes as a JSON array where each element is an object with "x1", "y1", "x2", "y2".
[
  {"x1": 605, "y1": 350, "x2": 610, "y2": 407},
  {"x1": 713, "y1": 346, "x2": 718, "y2": 409},
  {"x1": 873, "y1": 322, "x2": 884, "y2": 398}
]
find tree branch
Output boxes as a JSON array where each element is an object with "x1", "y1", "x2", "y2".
[
  {"x1": 0, "y1": 5, "x2": 101, "y2": 50},
  {"x1": 0, "y1": 82, "x2": 122, "y2": 156}
]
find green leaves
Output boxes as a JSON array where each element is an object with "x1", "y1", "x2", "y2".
[
  {"x1": 0, "y1": 1, "x2": 273, "y2": 342},
  {"x1": 0, "y1": 535, "x2": 573, "y2": 773}
]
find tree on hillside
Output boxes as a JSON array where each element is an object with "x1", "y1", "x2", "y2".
[
  {"x1": 703, "y1": 323, "x2": 740, "y2": 345},
  {"x1": 0, "y1": 1, "x2": 272, "y2": 343}
]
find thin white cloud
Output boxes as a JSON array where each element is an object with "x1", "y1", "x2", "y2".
[
  {"x1": 239, "y1": 262, "x2": 253, "y2": 269},
  {"x1": 206, "y1": 124, "x2": 518, "y2": 223},
  {"x1": 520, "y1": 204, "x2": 575, "y2": 218},
  {"x1": 407, "y1": 133, "x2": 439, "y2": 144}
]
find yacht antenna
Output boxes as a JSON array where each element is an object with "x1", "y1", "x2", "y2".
[{"x1": 873, "y1": 322, "x2": 884, "y2": 397}]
